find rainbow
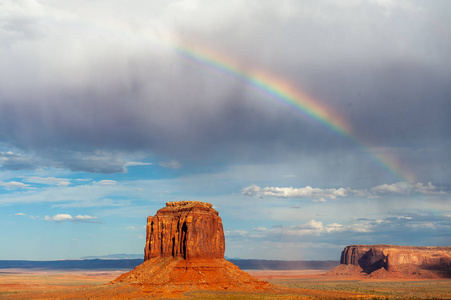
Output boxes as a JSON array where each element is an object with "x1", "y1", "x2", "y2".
[
  {"x1": 171, "y1": 39, "x2": 415, "y2": 183},
  {"x1": 44, "y1": 12, "x2": 415, "y2": 182}
]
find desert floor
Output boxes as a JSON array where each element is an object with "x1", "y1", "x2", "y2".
[{"x1": 0, "y1": 268, "x2": 450, "y2": 299}]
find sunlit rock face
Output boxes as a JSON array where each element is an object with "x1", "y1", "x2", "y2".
[
  {"x1": 340, "y1": 245, "x2": 451, "y2": 273},
  {"x1": 144, "y1": 201, "x2": 225, "y2": 260}
]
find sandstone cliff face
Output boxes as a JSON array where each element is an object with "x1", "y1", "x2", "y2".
[
  {"x1": 340, "y1": 245, "x2": 451, "y2": 274},
  {"x1": 144, "y1": 201, "x2": 225, "y2": 260}
]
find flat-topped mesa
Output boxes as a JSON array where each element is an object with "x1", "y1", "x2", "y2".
[
  {"x1": 341, "y1": 245, "x2": 451, "y2": 274},
  {"x1": 113, "y1": 201, "x2": 271, "y2": 292},
  {"x1": 144, "y1": 201, "x2": 225, "y2": 261}
]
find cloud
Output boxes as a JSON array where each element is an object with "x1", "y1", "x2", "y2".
[
  {"x1": 0, "y1": 0, "x2": 448, "y2": 178},
  {"x1": 159, "y1": 160, "x2": 181, "y2": 169},
  {"x1": 0, "y1": 0, "x2": 449, "y2": 261},
  {"x1": 272, "y1": 220, "x2": 346, "y2": 236},
  {"x1": 370, "y1": 182, "x2": 446, "y2": 196},
  {"x1": 0, "y1": 149, "x2": 127, "y2": 174},
  {"x1": 74, "y1": 215, "x2": 98, "y2": 221},
  {"x1": 125, "y1": 162, "x2": 153, "y2": 166},
  {"x1": 0, "y1": 180, "x2": 134, "y2": 207},
  {"x1": 352, "y1": 212, "x2": 451, "y2": 237},
  {"x1": 243, "y1": 182, "x2": 447, "y2": 200},
  {"x1": 0, "y1": 180, "x2": 30, "y2": 189},
  {"x1": 223, "y1": 208, "x2": 451, "y2": 259},
  {"x1": 24, "y1": 176, "x2": 71, "y2": 186},
  {"x1": 49, "y1": 152, "x2": 127, "y2": 174},
  {"x1": 14, "y1": 213, "x2": 27, "y2": 216},
  {"x1": 224, "y1": 229, "x2": 249, "y2": 237},
  {"x1": 44, "y1": 214, "x2": 99, "y2": 223},
  {"x1": 95, "y1": 180, "x2": 117, "y2": 186},
  {"x1": 0, "y1": 151, "x2": 39, "y2": 170},
  {"x1": 242, "y1": 185, "x2": 366, "y2": 201},
  {"x1": 45, "y1": 214, "x2": 73, "y2": 222},
  {"x1": 229, "y1": 211, "x2": 451, "y2": 246},
  {"x1": 313, "y1": 198, "x2": 327, "y2": 203},
  {"x1": 228, "y1": 220, "x2": 348, "y2": 239}
]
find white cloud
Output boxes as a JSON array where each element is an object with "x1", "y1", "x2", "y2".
[
  {"x1": 74, "y1": 215, "x2": 98, "y2": 220},
  {"x1": 241, "y1": 185, "x2": 261, "y2": 197},
  {"x1": 242, "y1": 185, "x2": 365, "y2": 200},
  {"x1": 313, "y1": 198, "x2": 326, "y2": 203},
  {"x1": 126, "y1": 162, "x2": 153, "y2": 166},
  {"x1": 95, "y1": 180, "x2": 117, "y2": 186},
  {"x1": 413, "y1": 182, "x2": 446, "y2": 195},
  {"x1": 243, "y1": 182, "x2": 447, "y2": 200},
  {"x1": 253, "y1": 226, "x2": 268, "y2": 232},
  {"x1": 296, "y1": 219, "x2": 324, "y2": 231},
  {"x1": 347, "y1": 222, "x2": 374, "y2": 233},
  {"x1": 57, "y1": 181, "x2": 71, "y2": 186},
  {"x1": 225, "y1": 212, "x2": 451, "y2": 259},
  {"x1": 249, "y1": 220, "x2": 347, "y2": 237},
  {"x1": 0, "y1": 178, "x2": 147, "y2": 207},
  {"x1": 45, "y1": 214, "x2": 73, "y2": 221},
  {"x1": 224, "y1": 229, "x2": 249, "y2": 237},
  {"x1": 0, "y1": 181, "x2": 30, "y2": 189},
  {"x1": 45, "y1": 214, "x2": 99, "y2": 223},
  {"x1": 159, "y1": 160, "x2": 181, "y2": 169},
  {"x1": 370, "y1": 182, "x2": 411, "y2": 195},
  {"x1": 371, "y1": 182, "x2": 446, "y2": 196},
  {"x1": 14, "y1": 213, "x2": 27, "y2": 216},
  {"x1": 325, "y1": 223, "x2": 344, "y2": 233},
  {"x1": 24, "y1": 176, "x2": 71, "y2": 186},
  {"x1": 249, "y1": 212, "x2": 451, "y2": 239}
]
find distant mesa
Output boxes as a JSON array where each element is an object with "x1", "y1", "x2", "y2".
[
  {"x1": 111, "y1": 201, "x2": 271, "y2": 292},
  {"x1": 328, "y1": 244, "x2": 451, "y2": 278},
  {"x1": 81, "y1": 254, "x2": 143, "y2": 260}
]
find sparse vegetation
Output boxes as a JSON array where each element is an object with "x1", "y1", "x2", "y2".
[
  {"x1": 1, "y1": 270, "x2": 450, "y2": 299},
  {"x1": 268, "y1": 278, "x2": 451, "y2": 299}
]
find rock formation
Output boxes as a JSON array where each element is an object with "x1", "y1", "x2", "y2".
[
  {"x1": 111, "y1": 201, "x2": 270, "y2": 294},
  {"x1": 334, "y1": 244, "x2": 451, "y2": 278},
  {"x1": 144, "y1": 201, "x2": 225, "y2": 260}
]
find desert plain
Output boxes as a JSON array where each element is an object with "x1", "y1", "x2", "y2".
[{"x1": 0, "y1": 267, "x2": 450, "y2": 299}]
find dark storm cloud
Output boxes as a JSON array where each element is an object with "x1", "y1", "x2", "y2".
[
  {"x1": 0, "y1": 151, "x2": 39, "y2": 170},
  {"x1": 1, "y1": 0, "x2": 450, "y2": 173}
]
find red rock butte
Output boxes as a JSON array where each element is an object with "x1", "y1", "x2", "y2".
[
  {"x1": 329, "y1": 244, "x2": 451, "y2": 278},
  {"x1": 111, "y1": 201, "x2": 271, "y2": 293},
  {"x1": 144, "y1": 201, "x2": 225, "y2": 260}
]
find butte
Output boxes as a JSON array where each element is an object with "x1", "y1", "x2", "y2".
[
  {"x1": 111, "y1": 201, "x2": 271, "y2": 293},
  {"x1": 328, "y1": 244, "x2": 451, "y2": 279}
]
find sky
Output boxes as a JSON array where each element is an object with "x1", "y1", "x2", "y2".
[{"x1": 0, "y1": 0, "x2": 450, "y2": 261}]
